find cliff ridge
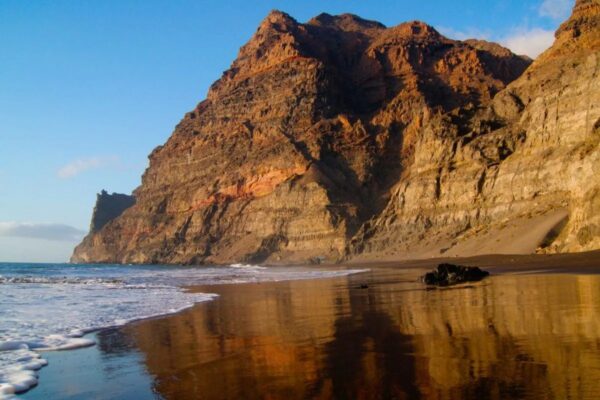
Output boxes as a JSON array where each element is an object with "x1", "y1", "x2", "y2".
[{"x1": 72, "y1": 2, "x2": 599, "y2": 264}]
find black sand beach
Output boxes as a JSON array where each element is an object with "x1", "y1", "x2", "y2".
[{"x1": 23, "y1": 252, "x2": 600, "y2": 399}]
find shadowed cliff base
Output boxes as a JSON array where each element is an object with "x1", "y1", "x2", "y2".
[{"x1": 72, "y1": 0, "x2": 600, "y2": 265}]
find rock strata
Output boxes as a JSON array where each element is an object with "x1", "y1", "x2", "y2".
[
  {"x1": 72, "y1": 1, "x2": 600, "y2": 265},
  {"x1": 350, "y1": 0, "x2": 600, "y2": 260}
]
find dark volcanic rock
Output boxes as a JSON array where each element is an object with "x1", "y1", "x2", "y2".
[
  {"x1": 421, "y1": 263, "x2": 489, "y2": 286},
  {"x1": 89, "y1": 190, "x2": 135, "y2": 233}
]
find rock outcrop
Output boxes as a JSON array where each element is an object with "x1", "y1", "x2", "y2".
[
  {"x1": 72, "y1": 1, "x2": 600, "y2": 265},
  {"x1": 89, "y1": 190, "x2": 136, "y2": 233},
  {"x1": 421, "y1": 264, "x2": 489, "y2": 286}
]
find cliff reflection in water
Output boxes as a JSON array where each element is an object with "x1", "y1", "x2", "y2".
[{"x1": 117, "y1": 271, "x2": 600, "y2": 399}]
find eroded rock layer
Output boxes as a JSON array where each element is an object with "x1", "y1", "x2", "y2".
[{"x1": 72, "y1": 1, "x2": 600, "y2": 264}]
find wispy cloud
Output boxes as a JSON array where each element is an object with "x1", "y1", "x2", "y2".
[
  {"x1": 438, "y1": 0, "x2": 574, "y2": 59},
  {"x1": 499, "y1": 27, "x2": 555, "y2": 58},
  {"x1": 0, "y1": 222, "x2": 86, "y2": 242},
  {"x1": 539, "y1": 0, "x2": 573, "y2": 20},
  {"x1": 57, "y1": 156, "x2": 119, "y2": 179}
]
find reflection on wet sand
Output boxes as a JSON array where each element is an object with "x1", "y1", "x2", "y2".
[{"x1": 117, "y1": 270, "x2": 600, "y2": 399}]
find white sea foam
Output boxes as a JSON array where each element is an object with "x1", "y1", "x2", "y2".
[
  {"x1": 229, "y1": 263, "x2": 267, "y2": 270},
  {"x1": 0, "y1": 263, "x2": 366, "y2": 398}
]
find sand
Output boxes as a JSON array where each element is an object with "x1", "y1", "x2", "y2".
[
  {"x1": 22, "y1": 250, "x2": 600, "y2": 400},
  {"x1": 442, "y1": 208, "x2": 570, "y2": 256},
  {"x1": 351, "y1": 208, "x2": 572, "y2": 262}
]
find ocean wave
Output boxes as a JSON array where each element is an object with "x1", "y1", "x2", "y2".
[
  {"x1": 0, "y1": 263, "x2": 367, "y2": 398},
  {"x1": 0, "y1": 275, "x2": 122, "y2": 285},
  {"x1": 229, "y1": 263, "x2": 268, "y2": 270}
]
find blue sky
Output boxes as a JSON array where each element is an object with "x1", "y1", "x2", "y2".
[{"x1": 0, "y1": 0, "x2": 574, "y2": 262}]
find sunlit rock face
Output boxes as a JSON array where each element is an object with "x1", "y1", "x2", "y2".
[
  {"x1": 72, "y1": 0, "x2": 599, "y2": 264},
  {"x1": 351, "y1": 0, "x2": 600, "y2": 259}
]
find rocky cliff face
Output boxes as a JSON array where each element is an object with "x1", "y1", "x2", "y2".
[
  {"x1": 72, "y1": 1, "x2": 600, "y2": 264},
  {"x1": 89, "y1": 191, "x2": 136, "y2": 233},
  {"x1": 351, "y1": 0, "x2": 600, "y2": 260}
]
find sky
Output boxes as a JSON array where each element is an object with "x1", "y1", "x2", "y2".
[{"x1": 0, "y1": 0, "x2": 574, "y2": 262}]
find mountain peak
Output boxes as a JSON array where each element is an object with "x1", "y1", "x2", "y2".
[
  {"x1": 74, "y1": 8, "x2": 600, "y2": 265},
  {"x1": 257, "y1": 9, "x2": 299, "y2": 32},
  {"x1": 529, "y1": 0, "x2": 600, "y2": 64},
  {"x1": 555, "y1": 0, "x2": 599, "y2": 42},
  {"x1": 308, "y1": 12, "x2": 386, "y2": 32}
]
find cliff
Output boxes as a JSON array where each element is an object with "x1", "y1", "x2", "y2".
[
  {"x1": 72, "y1": 1, "x2": 600, "y2": 264},
  {"x1": 351, "y1": 0, "x2": 600, "y2": 260},
  {"x1": 89, "y1": 190, "x2": 136, "y2": 233}
]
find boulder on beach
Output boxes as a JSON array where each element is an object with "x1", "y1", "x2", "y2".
[{"x1": 422, "y1": 263, "x2": 490, "y2": 286}]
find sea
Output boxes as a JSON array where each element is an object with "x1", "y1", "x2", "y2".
[{"x1": 0, "y1": 262, "x2": 365, "y2": 399}]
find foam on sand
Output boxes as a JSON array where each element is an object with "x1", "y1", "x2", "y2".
[
  {"x1": 0, "y1": 262, "x2": 367, "y2": 398},
  {"x1": 0, "y1": 348, "x2": 48, "y2": 398}
]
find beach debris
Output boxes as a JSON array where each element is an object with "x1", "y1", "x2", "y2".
[{"x1": 421, "y1": 263, "x2": 489, "y2": 286}]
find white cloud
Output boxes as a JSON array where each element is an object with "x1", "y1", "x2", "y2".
[
  {"x1": 539, "y1": 0, "x2": 573, "y2": 20},
  {"x1": 57, "y1": 156, "x2": 118, "y2": 179},
  {"x1": 0, "y1": 222, "x2": 86, "y2": 242},
  {"x1": 437, "y1": 1, "x2": 574, "y2": 59},
  {"x1": 439, "y1": 24, "x2": 555, "y2": 59},
  {"x1": 499, "y1": 27, "x2": 555, "y2": 58}
]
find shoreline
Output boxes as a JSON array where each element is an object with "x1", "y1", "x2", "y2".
[
  {"x1": 20, "y1": 250, "x2": 600, "y2": 399},
  {"x1": 345, "y1": 249, "x2": 600, "y2": 274}
]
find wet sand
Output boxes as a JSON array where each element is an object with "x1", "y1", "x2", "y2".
[{"x1": 24, "y1": 251, "x2": 600, "y2": 399}]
